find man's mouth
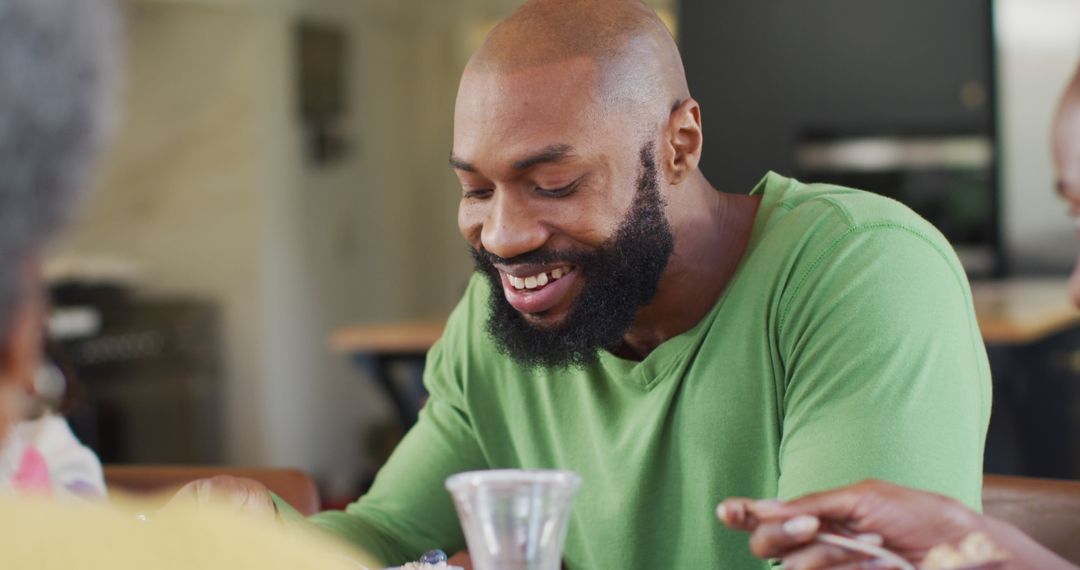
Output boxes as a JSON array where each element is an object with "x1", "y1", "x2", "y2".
[
  {"x1": 499, "y1": 265, "x2": 579, "y2": 315},
  {"x1": 505, "y1": 265, "x2": 574, "y2": 291}
]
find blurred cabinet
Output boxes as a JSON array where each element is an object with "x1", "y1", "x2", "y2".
[
  {"x1": 681, "y1": 0, "x2": 1000, "y2": 275},
  {"x1": 56, "y1": 298, "x2": 224, "y2": 465}
]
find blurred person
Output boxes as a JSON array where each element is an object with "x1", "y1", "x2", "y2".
[
  {"x1": 0, "y1": 341, "x2": 106, "y2": 498},
  {"x1": 0, "y1": 0, "x2": 116, "y2": 498},
  {"x1": 0, "y1": 0, "x2": 380, "y2": 567},
  {"x1": 716, "y1": 60, "x2": 1080, "y2": 570},
  {"x1": 181, "y1": 0, "x2": 991, "y2": 567},
  {"x1": 0, "y1": 403, "x2": 106, "y2": 498}
]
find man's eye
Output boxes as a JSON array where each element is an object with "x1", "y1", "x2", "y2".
[
  {"x1": 463, "y1": 188, "x2": 493, "y2": 200},
  {"x1": 536, "y1": 181, "x2": 579, "y2": 198}
]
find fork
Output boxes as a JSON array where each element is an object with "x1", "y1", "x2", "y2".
[
  {"x1": 815, "y1": 532, "x2": 917, "y2": 570},
  {"x1": 816, "y1": 533, "x2": 1008, "y2": 570}
]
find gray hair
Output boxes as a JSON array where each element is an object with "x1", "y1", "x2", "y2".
[{"x1": 0, "y1": 0, "x2": 120, "y2": 336}]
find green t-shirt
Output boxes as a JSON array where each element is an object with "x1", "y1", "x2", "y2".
[{"x1": 309, "y1": 172, "x2": 992, "y2": 568}]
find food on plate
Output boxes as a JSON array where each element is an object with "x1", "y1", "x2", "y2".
[{"x1": 921, "y1": 532, "x2": 1010, "y2": 570}]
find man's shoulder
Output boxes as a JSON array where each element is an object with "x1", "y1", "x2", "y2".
[
  {"x1": 763, "y1": 172, "x2": 937, "y2": 235},
  {"x1": 744, "y1": 173, "x2": 967, "y2": 305}
]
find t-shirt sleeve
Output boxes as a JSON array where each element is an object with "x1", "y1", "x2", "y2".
[
  {"x1": 21, "y1": 414, "x2": 106, "y2": 498},
  {"x1": 775, "y1": 223, "x2": 991, "y2": 510},
  {"x1": 308, "y1": 294, "x2": 490, "y2": 566}
]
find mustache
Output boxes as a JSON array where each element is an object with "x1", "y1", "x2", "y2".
[{"x1": 470, "y1": 245, "x2": 596, "y2": 269}]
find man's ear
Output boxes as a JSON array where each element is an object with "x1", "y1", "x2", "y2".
[
  {"x1": 661, "y1": 98, "x2": 703, "y2": 186},
  {"x1": 0, "y1": 264, "x2": 45, "y2": 396}
]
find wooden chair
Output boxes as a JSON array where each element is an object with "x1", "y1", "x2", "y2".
[
  {"x1": 104, "y1": 465, "x2": 321, "y2": 516},
  {"x1": 983, "y1": 474, "x2": 1080, "y2": 565}
]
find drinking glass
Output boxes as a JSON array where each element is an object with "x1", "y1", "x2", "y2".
[{"x1": 445, "y1": 469, "x2": 581, "y2": 570}]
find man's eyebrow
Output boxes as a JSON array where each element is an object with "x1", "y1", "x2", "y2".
[
  {"x1": 448, "y1": 144, "x2": 578, "y2": 173},
  {"x1": 511, "y1": 144, "x2": 576, "y2": 170},
  {"x1": 449, "y1": 153, "x2": 476, "y2": 172}
]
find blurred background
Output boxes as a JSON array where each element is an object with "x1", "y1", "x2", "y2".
[{"x1": 38, "y1": 0, "x2": 1080, "y2": 506}]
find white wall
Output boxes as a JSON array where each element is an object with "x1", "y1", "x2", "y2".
[
  {"x1": 997, "y1": 0, "x2": 1080, "y2": 272},
  {"x1": 64, "y1": 3, "x2": 270, "y2": 464},
  {"x1": 254, "y1": 0, "x2": 469, "y2": 498}
]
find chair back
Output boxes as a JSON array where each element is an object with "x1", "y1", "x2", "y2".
[
  {"x1": 104, "y1": 465, "x2": 321, "y2": 516},
  {"x1": 983, "y1": 474, "x2": 1080, "y2": 565}
]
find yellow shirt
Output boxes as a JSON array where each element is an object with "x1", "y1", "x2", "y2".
[{"x1": 0, "y1": 494, "x2": 379, "y2": 569}]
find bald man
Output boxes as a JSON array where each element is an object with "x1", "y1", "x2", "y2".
[{"x1": 192, "y1": 1, "x2": 991, "y2": 567}]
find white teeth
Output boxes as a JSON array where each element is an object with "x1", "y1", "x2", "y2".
[{"x1": 507, "y1": 266, "x2": 573, "y2": 291}]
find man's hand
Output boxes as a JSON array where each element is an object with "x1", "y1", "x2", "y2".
[
  {"x1": 717, "y1": 480, "x2": 982, "y2": 569},
  {"x1": 167, "y1": 475, "x2": 277, "y2": 520}
]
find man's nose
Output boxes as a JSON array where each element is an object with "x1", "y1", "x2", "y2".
[{"x1": 480, "y1": 190, "x2": 549, "y2": 260}]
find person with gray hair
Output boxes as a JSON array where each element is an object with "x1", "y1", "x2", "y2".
[{"x1": 0, "y1": 0, "x2": 120, "y2": 489}]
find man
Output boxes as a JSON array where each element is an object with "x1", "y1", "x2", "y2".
[
  {"x1": 196, "y1": 1, "x2": 991, "y2": 567},
  {"x1": 718, "y1": 58, "x2": 1080, "y2": 570},
  {"x1": 0, "y1": 0, "x2": 118, "y2": 441}
]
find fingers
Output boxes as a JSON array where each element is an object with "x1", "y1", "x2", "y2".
[
  {"x1": 233, "y1": 483, "x2": 276, "y2": 517},
  {"x1": 763, "y1": 486, "x2": 867, "y2": 523},
  {"x1": 717, "y1": 497, "x2": 788, "y2": 530},
  {"x1": 166, "y1": 476, "x2": 275, "y2": 519},
  {"x1": 747, "y1": 516, "x2": 820, "y2": 559},
  {"x1": 717, "y1": 498, "x2": 754, "y2": 530}
]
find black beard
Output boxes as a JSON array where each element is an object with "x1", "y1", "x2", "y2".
[{"x1": 470, "y1": 143, "x2": 675, "y2": 369}]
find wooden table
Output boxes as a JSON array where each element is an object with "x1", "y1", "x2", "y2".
[
  {"x1": 331, "y1": 318, "x2": 447, "y2": 428},
  {"x1": 970, "y1": 278, "x2": 1080, "y2": 477},
  {"x1": 330, "y1": 319, "x2": 446, "y2": 355},
  {"x1": 971, "y1": 277, "x2": 1080, "y2": 345}
]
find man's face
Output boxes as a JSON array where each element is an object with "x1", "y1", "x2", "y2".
[
  {"x1": 452, "y1": 58, "x2": 674, "y2": 367},
  {"x1": 1054, "y1": 93, "x2": 1080, "y2": 307}
]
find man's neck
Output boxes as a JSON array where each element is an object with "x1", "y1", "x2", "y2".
[{"x1": 616, "y1": 176, "x2": 761, "y2": 360}]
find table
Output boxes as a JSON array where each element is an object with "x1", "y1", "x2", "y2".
[
  {"x1": 330, "y1": 318, "x2": 446, "y2": 427},
  {"x1": 970, "y1": 278, "x2": 1080, "y2": 478},
  {"x1": 329, "y1": 319, "x2": 446, "y2": 355},
  {"x1": 971, "y1": 278, "x2": 1080, "y2": 345}
]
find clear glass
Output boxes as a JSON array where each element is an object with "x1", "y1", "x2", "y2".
[{"x1": 445, "y1": 469, "x2": 582, "y2": 570}]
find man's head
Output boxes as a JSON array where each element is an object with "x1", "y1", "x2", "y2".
[
  {"x1": 451, "y1": 0, "x2": 703, "y2": 368},
  {"x1": 1054, "y1": 65, "x2": 1080, "y2": 306},
  {"x1": 0, "y1": 0, "x2": 119, "y2": 438}
]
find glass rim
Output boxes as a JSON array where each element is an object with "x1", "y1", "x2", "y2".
[{"x1": 444, "y1": 469, "x2": 582, "y2": 492}]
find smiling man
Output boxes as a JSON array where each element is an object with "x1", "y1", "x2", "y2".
[
  {"x1": 305, "y1": 0, "x2": 991, "y2": 565},
  {"x1": 191, "y1": 0, "x2": 991, "y2": 567}
]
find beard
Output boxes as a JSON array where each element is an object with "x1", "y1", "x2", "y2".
[{"x1": 470, "y1": 142, "x2": 675, "y2": 369}]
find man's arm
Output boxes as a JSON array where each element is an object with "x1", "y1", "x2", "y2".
[
  {"x1": 308, "y1": 319, "x2": 491, "y2": 565},
  {"x1": 775, "y1": 223, "x2": 991, "y2": 508}
]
